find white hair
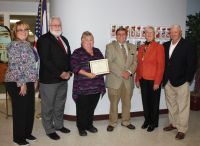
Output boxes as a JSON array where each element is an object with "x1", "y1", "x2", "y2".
[
  {"x1": 170, "y1": 24, "x2": 182, "y2": 32},
  {"x1": 145, "y1": 26, "x2": 155, "y2": 34},
  {"x1": 49, "y1": 16, "x2": 62, "y2": 26}
]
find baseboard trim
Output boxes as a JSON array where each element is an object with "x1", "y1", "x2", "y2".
[{"x1": 63, "y1": 109, "x2": 168, "y2": 121}]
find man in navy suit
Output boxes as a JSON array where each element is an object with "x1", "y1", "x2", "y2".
[
  {"x1": 162, "y1": 24, "x2": 196, "y2": 140},
  {"x1": 37, "y1": 17, "x2": 71, "y2": 140}
]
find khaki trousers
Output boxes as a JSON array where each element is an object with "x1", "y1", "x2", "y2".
[
  {"x1": 108, "y1": 82, "x2": 132, "y2": 126},
  {"x1": 164, "y1": 81, "x2": 190, "y2": 133}
]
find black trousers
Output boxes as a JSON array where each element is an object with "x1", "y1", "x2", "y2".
[
  {"x1": 6, "y1": 82, "x2": 35, "y2": 142},
  {"x1": 76, "y1": 93, "x2": 100, "y2": 131},
  {"x1": 140, "y1": 79, "x2": 161, "y2": 127}
]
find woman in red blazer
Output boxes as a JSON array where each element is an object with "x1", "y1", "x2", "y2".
[{"x1": 135, "y1": 26, "x2": 165, "y2": 132}]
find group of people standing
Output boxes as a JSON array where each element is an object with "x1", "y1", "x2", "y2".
[{"x1": 4, "y1": 16, "x2": 196, "y2": 146}]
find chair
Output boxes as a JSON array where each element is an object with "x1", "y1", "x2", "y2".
[{"x1": 0, "y1": 62, "x2": 11, "y2": 118}]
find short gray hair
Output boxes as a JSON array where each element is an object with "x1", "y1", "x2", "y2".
[
  {"x1": 49, "y1": 16, "x2": 62, "y2": 26},
  {"x1": 170, "y1": 24, "x2": 182, "y2": 32}
]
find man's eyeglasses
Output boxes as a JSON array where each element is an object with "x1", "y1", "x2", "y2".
[
  {"x1": 16, "y1": 29, "x2": 29, "y2": 33},
  {"x1": 50, "y1": 25, "x2": 61, "y2": 27}
]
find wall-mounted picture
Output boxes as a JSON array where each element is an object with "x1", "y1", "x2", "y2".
[
  {"x1": 0, "y1": 25, "x2": 11, "y2": 62},
  {"x1": 110, "y1": 25, "x2": 170, "y2": 45}
]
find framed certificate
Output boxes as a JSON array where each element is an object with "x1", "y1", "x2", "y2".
[{"x1": 89, "y1": 59, "x2": 110, "y2": 75}]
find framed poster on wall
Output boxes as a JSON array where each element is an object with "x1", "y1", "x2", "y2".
[{"x1": 0, "y1": 25, "x2": 11, "y2": 63}]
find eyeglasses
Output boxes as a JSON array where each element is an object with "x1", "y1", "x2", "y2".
[
  {"x1": 16, "y1": 29, "x2": 29, "y2": 33},
  {"x1": 50, "y1": 25, "x2": 61, "y2": 27}
]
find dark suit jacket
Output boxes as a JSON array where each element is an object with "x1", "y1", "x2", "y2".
[
  {"x1": 162, "y1": 38, "x2": 196, "y2": 87},
  {"x1": 37, "y1": 32, "x2": 71, "y2": 84}
]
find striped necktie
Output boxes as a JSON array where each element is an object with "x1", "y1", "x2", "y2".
[
  {"x1": 57, "y1": 37, "x2": 67, "y2": 54},
  {"x1": 121, "y1": 44, "x2": 127, "y2": 61}
]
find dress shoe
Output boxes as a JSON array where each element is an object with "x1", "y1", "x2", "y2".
[
  {"x1": 79, "y1": 130, "x2": 87, "y2": 136},
  {"x1": 14, "y1": 140, "x2": 29, "y2": 146},
  {"x1": 26, "y1": 135, "x2": 37, "y2": 142},
  {"x1": 175, "y1": 132, "x2": 185, "y2": 140},
  {"x1": 107, "y1": 125, "x2": 114, "y2": 132},
  {"x1": 163, "y1": 124, "x2": 177, "y2": 131},
  {"x1": 147, "y1": 126, "x2": 155, "y2": 132},
  {"x1": 141, "y1": 123, "x2": 149, "y2": 129},
  {"x1": 57, "y1": 127, "x2": 70, "y2": 133},
  {"x1": 86, "y1": 126, "x2": 98, "y2": 133},
  {"x1": 47, "y1": 132, "x2": 60, "y2": 140},
  {"x1": 121, "y1": 123, "x2": 136, "y2": 130}
]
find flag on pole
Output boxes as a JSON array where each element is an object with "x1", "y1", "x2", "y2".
[{"x1": 34, "y1": 0, "x2": 48, "y2": 49}]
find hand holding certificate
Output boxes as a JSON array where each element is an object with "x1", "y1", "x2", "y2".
[{"x1": 89, "y1": 59, "x2": 110, "y2": 75}]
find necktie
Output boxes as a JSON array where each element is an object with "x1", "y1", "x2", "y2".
[
  {"x1": 57, "y1": 37, "x2": 67, "y2": 54},
  {"x1": 121, "y1": 44, "x2": 127, "y2": 61}
]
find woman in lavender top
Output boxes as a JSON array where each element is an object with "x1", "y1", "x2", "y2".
[
  {"x1": 71, "y1": 31, "x2": 105, "y2": 136},
  {"x1": 4, "y1": 21, "x2": 39, "y2": 146}
]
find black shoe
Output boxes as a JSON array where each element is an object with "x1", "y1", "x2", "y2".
[
  {"x1": 26, "y1": 135, "x2": 37, "y2": 142},
  {"x1": 147, "y1": 126, "x2": 155, "y2": 132},
  {"x1": 121, "y1": 123, "x2": 136, "y2": 130},
  {"x1": 57, "y1": 127, "x2": 70, "y2": 133},
  {"x1": 79, "y1": 130, "x2": 87, "y2": 136},
  {"x1": 86, "y1": 126, "x2": 98, "y2": 133},
  {"x1": 107, "y1": 125, "x2": 114, "y2": 132},
  {"x1": 14, "y1": 140, "x2": 29, "y2": 146},
  {"x1": 47, "y1": 132, "x2": 60, "y2": 140},
  {"x1": 141, "y1": 123, "x2": 149, "y2": 129}
]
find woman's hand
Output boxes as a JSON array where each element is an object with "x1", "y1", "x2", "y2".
[
  {"x1": 34, "y1": 81, "x2": 39, "y2": 91},
  {"x1": 79, "y1": 69, "x2": 96, "y2": 79},
  {"x1": 19, "y1": 84, "x2": 27, "y2": 96},
  {"x1": 136, "y1": 81, "x2": 140, "y2": 88},
  {"x1": 153, "y1": 84, "x2": 159, "y2": 91},
  {"x1": 87, "y1": 73, "x2": 96, "y2": 79}
]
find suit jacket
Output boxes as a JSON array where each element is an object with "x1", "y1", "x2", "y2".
[
  {"x1": 162, "y1": 38, "x2": 196, "y2": 87},
  {"x1": 135, "y1": 41, "x2": 165, "y2": 85},
  {"x1": 37, "y1": 32, "x2": 71, "y2": 84},
  {"x1": 105, "y1": 40, "x2": 137, "y2": 90}
]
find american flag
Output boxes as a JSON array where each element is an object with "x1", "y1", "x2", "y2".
[{"x1": 34, "y1": 0, "x2": 48, "y2": 49}]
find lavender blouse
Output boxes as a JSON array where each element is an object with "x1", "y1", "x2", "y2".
[{"x1": 71, "y1": 47, "x2": 106, "y2": 101}]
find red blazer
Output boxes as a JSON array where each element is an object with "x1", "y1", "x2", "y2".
[{"x1": 135, "y1": 41, "x2": 165, "y2": 85}]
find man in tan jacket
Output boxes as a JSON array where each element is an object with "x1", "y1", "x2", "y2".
[{"x1": 105, "y1": 27, "x2": 137, "y2": 132}]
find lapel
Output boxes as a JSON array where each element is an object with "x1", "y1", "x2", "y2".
[
  {"x1": 141, "y1": 41, "x2": 155, "y2": 60},
  {"x1": 49, "y1": 32, "x2": 66, "y2": 53},
  {"x1": 165, "y1": 41, "x2": 170, "y2": 61},
  {"x1": 113, "y1": 41, "x2": 126, "y2": 64},
  {"x1": 169, "y1": 38, "x2": 183, "y2": 61},
  {"x1": 144, "y1": 42, "x2": 154, "y2": 59},
  {"x1": 126, "y1": 43, "x2": 133, "y2": 63}
]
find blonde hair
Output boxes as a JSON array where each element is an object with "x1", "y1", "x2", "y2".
[
  {"x1": 81, "y1": 31, "x2": 94, "y2": 44},
  {"x1": 12, "y1": 21, "x2": 30, "y2": 41},
  {"x1": 145, "y1": 26, "x2": 155, "y2": 34}
]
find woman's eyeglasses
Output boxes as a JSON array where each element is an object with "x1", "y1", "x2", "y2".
[{"x1": 16, "y1": 29, "x2": 29, "y2": 33}]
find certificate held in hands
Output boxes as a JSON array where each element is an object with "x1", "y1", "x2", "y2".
[{"x1": 89, "y1": 59, "x2": 110, "y2": 75}]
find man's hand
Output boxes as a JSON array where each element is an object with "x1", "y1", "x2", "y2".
[
  {"x1": 60, "y1": 71, "x2": 71, "y2": 80},
  {"x1": 121, "y1": 71, "x2": 131, "y2": 80}
]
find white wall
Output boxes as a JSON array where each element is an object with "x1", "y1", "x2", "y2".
[{"x1": 50, "y1": 0, "x2": 187, "y2": 116}]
